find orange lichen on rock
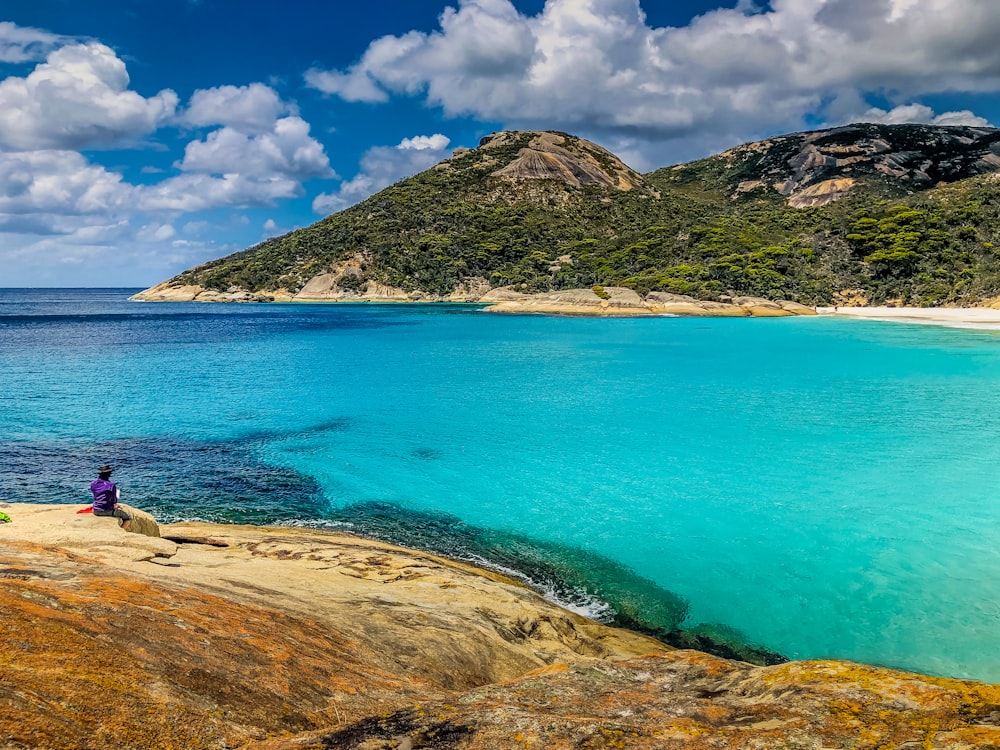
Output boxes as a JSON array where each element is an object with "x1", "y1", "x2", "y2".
[
  {"x1": 256, "y1": 652, "x2": 1000, "y2": 750},
  {"x1": 0, "y1": 544, "x2": 430, "y2": 750},
  {"x1": 2, "y1": 505, "x2": 999, "y2": 750}
]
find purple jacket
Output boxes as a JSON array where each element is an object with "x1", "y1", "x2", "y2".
[{"x1": 90, "y1": 479, "x2": 119, "y2": 512}]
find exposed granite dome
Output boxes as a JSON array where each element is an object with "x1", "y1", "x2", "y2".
[{"x1": 484, "y1": 131, "x2": 650, "y2": 192}]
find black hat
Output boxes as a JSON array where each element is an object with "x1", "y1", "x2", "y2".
[{"x1": 98, "y1": 465, "x2": 114, "y2": 475}]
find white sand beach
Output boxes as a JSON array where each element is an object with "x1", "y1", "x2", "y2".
[{"x1": 817, "y1": 306, "x2": 1000, "y2": 330}]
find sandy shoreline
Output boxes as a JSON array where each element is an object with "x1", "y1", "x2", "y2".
[{"x1": 816, "y1": 306, "x2": 1000, "y2": 329}]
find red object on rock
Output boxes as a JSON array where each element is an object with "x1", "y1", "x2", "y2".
[{"x1": 76, "y1": 506, "x2": 93, "y2": 514}]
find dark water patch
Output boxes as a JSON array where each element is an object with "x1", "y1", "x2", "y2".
[
  {"x1": 0, "y1": 436, "x2": 323, "y2": 525},
  {"x1": 229, "y1": 417, "x2": 353, "y2": 446},
  {"x1": 0, "y1": 307, "x2": 416, "y2": 351},
  {"x1": 324, "y1": 501, "x2": 785, "y2": 666},
  {"x1": 411, "y1": 447, "x2": 443, "y2": 461}
]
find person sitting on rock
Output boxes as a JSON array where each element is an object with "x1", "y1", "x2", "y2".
[{"x1": 90, "y1": 465, "x2": 131, "y2": 530}]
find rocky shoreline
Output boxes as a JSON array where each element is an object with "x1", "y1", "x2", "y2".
[
  {"x1": 2, "y1": 502, "x2": 998, "y2": 749},
  {"x1": 131, "y1": 281, "x2": 1000, "y2": 326},
  {"x1": 478, "y1": 287, "x2": 816, "y2": 317},
  {"x1": 131, "y1": 281, "x2": 817, "y2": 317}
]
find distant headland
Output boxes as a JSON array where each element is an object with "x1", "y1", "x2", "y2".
[{"x1": 134, "y1": 124, "x2": 1000, "y2": 312}]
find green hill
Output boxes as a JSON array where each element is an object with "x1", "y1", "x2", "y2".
[{"x1": 136, "y1": 124, "x2": 1000, "y2": 307}]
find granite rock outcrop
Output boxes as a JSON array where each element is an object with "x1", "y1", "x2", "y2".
[
  {"x1": 480, "y1": 287, "x2": 816, "y2": 317},
  {"x1": 3, "y1": 503, "x2": 998, "y2": 749},
  {"x1": 668, "y1": 122, "x2": 1000, "y2": 207},
  {"x1": 133, "y1": 281, "x2": 817, "y2": 317},
  {"x1": 254, "y1": 654, "x2": 1000, "y2": 750},
  {"x1": 483, "y1": 131, "x2": 651, "y2": 193}
]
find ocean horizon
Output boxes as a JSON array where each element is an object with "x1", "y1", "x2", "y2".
[{"x1": 3, "y1": 288, "x2": 1000, "y2": 681}]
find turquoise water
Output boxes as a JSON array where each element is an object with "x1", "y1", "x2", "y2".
[{"x1": 3, "y1": 289, "x2": 1000, "y2": 680}]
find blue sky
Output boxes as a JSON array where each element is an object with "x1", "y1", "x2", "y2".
[{"x1": 2, "y1": 0, "x2": 999, "y2": 287}]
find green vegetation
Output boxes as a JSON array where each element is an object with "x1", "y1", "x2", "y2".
[{"x1": 170, "y1": 125, "x2": 1000, "y2": 306}]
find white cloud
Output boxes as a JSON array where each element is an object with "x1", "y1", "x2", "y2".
[
  {"x1": 137, "y1": 172, "x2": 302, "y2": 212},
  {"x1": 137, "y1": 222, "x2": 176, "y2": 242},
  {"x1": 261, "y1": 217, "x2": 293, "y2": 238},
  {"x1": 0, "y1": 219, "x2": 236, "y2": 287},
  {"x1": 178, "y1": 116, "x2": 334, "y2": 181},
  {"x1": 0, "y1": 149, "x2": 188, "y2": 284},
  {"x1": 0, "y1": 149, "x2": 132, "y2": 217},
  {"x1": 0, "y1": 116, "x2": 332, "y2": 240},
  {"x1": 0, "y1": 124, "x2": 330, "y2": 236},
  {"x1": 859, "y1": 103, "x2": 991, "y2": 127},
  {"x1": 182, "y1": 83, "x2": 294, "y2": 133},
  {"x1": 313, "y1": 134, "x2": 453, "y2": 215},
  {"x1": 0, "y1": 29, "x2": 338, "y2": 285},
  {"x1": 0, "y1": 42, "x2": 178, "y2": 151},
  {"x1": 304, "y1": 66, "x2": 388, "y2": 103},
  {"x1": 305, "y1": 0, "x2": 1000, "y2": 162},
  {"x1": 398, "y1": 134, "x2": 451, "y2": 151},
  {"x1": 0, "y1": 21, "x2": 64, "y2": 63}
]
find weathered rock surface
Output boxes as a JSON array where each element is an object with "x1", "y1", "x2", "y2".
[
  {"x1": 786, "y1": 176, "x2": 858, "y2": 208},
  {"x1": 132, "y1": 281, "x2": 293, "y2": 303},
  {"x1": 292, "y1": 273, "x2": 492, "y2": 303},
  {"x1": 1, "y1": 503, "x2": 997, "y2": 750},
  {"x1": 485, "y1": 131, "x2": 650, "y2": 193},
  {"x1": 669, "y1": 122, "x2": 1000, "y2": 207},
  {"x1": 484, "y1": 289, "x2": 816, "y2": 317},
  {"x1": 644, "y1": 292, "x2": 747, "y2": 317},
  {"x1": 0, "y1": 503, "x2": 662, "y2": 749},
  {"x1": 133, "y1": 279, "x2": 817, "y2": 318},
  {"x1": 253, "y1": 653, "x2": 1000, "y2": 750}
]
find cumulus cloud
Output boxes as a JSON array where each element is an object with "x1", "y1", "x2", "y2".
[
  {"x1": 136, "y1": 99, "x2": 336, "y2": 212},
  {"x1": 0, "y1": 149, "x2": 132, "y2": 217},
  {"x1": 398, "y1": 134, "x2": 451, "y2": 150},
  {"x1": 305, "y1": 0, "x2": 999, "y2": 161},
  {"x1": 0, "y1": 21, "x2": 64, "y2": 63},
  {"x1": 304, "y1": 66, "x2": 388, "y2": 103},
  {"x1": 0, "y1": 149, "x2": 183, "y2": 283},
  {"x1": 178, "y1": 116, "x2": 334, "y2": 180},
  {"x1": 137, "y1": 222, "x2": 176, "y2": 242},
  {"x1": 182, "y1": 83, "x2": 295, "y2": 132},
  {"x1": 136, "y1": 173, "x2": 302, "y2": 212},
  {"x1": 0, "y1": 30, "x2": 339, "y2": 285},
  {"x1": 859, "y1": 103, "x2": 991, "y2": 127},
  {"x1": 0, "y1": 219, "x2": 236, "y2": 287},
  {"x1": 0, "y1": 42, "x2": 178, "y2": 150},
  {"x1": 312, "y1": 134, "x2": 452, "y2": 215}
]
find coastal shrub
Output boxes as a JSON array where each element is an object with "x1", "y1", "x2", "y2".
[
  {"x1": 338, "y1": 272, "x2": 367, "y2": 292},
  {"x1": 168, "y1": 131, "x2": 1000, "y2": 307}
]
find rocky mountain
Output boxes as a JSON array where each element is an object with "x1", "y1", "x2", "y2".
[
  {"x1": 659, "y1": 123, "x2": 1000, "y2": 208},
  {"x1": 135, "y1": 124, "x2": 1000, "y2": 308}
]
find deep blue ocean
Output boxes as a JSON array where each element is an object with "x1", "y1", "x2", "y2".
[{"x1": 3, "y1": 288, "x2": 1000, "y2": 680}]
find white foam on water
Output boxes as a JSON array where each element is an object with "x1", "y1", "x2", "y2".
[
  {"x1": 458, "y1": 552, "x2": 617, "y2": 623},
  {"x1": 274, "y1": 518, "x2": 355, "y2": 530}
]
